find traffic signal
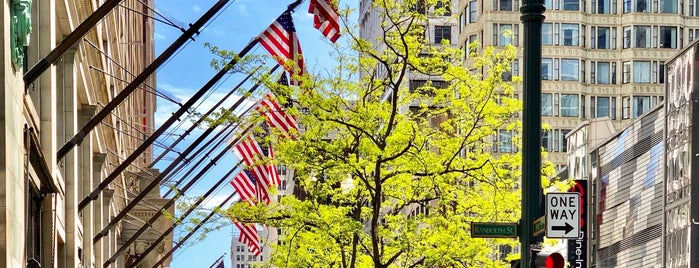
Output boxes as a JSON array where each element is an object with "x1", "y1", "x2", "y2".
[{"x1": 531, "y1": 249, "x2": 565, "y2": 268}]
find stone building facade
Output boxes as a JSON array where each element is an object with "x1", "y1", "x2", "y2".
[{"x1": 1, "y1": 1, "x2": 170, "y2": 267}]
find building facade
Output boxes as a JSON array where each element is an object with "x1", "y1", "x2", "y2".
[
  {"x1": 1, "y1": 1, "x2": 170, "y2": 268},
  {"x1": 457, "y1": 0, "x2": 699, "y2": 167}
]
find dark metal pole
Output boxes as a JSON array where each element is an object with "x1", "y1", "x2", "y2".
[
  {"x1": 23, "y1": 0, "x2": 123, "y2": 88},
  {"x1": 149, "y1": 67, "x2": 260, "y2": 167},
  {"x1": 149, "y1": 192, "x2": 238, "y2": 268},
  {"x1": 92, "y1": 65, "x2": 273, "y2": 242},
  {"x1": 124, "y1": 163, "x2": 241, "y2": 268},
  {"x1": 57, "y1": 0, "x2": 232, "y2": 160},
  {"x1": 520, "y1": 0, "x2": 545, "y2": 267},
  {"x1": 76, "y1": 36, "x2": 260, "y2": 212},
  {"x1": 103, "y1": 161, "x2": 240, "y2": 267}
]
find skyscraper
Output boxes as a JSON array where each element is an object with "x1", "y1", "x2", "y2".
[{"x1": 457, "y1": 0, "x2": 694, "y2": 167}]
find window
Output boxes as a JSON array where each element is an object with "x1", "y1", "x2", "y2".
[
  {"x1": 633, "y1": 96, "x2": 651, "y2": 118},
  {"x1": 434, "y1": 26, "x2": 451, "y2": 44},
  {"x1": 561, "y1": 24, "x2": 580, "y2": 46},
  {"x1": 541, "y1": 129, "x2": 571, "y2": 152},
  {"x1": 541, "y1": 130, "x2": 552, "y2": 150},
  {"x1": 434, "y1": 1, "x2": 451, "y2": 15},
  {"x1": 691, "y1": 0, "x2": 699, "y2": 15},
  {"x1": 593, "y1": 27, "x2": 614, "y2": 49},
  {"x1": 542, "y1": 58, "x2": 553, "y2": 80},
  {"x1": 561, "y1": 94, "x2": 580, "y2": 117},
  {"x1": 622, "y1": 96, "x2": 631, "y2": 119},
  {"x1": 469, "y1": 0, "x2": 478, "y2": 22},
  {"x1": 542, "y1": 23, "x2": 553, "y2": 45},
  {"x1": 561, "y1": 59, "x2": 579, "y2": 81},
  {"x1": 495, "y1": 0, "x2": 514, "y2": 11},
  {"x1": 623, "y1": 61, "x2": 631, "y2": 83},
  {"x1": 594, "y1": 62, "x2": 614, "y2": 84},
  {"x1": 410, "y1": 0, "x2": 427, "y2": 14},
  {"x1": 497, "y1": 130, "x2": 514, "y2": 153},
  {"x1": 659, "y1": 26, "x2": 677, "y2": 48},
  {"x1": 466, "y1": 34, "x2": 478, "y2": 58},
  {"x1": 635, "y1": 26, "x2": 651, "y2": 48},
  {"x1": 660, "y1": 0, "x2": 678, "y2": 13},
  {"x1": 494, "y1": 24, "x2": 519, "y2": 46},
  {"x1": 623, "y1": 26, "x2": 631, "y2": 48},
  {"x1": 633, "y1": 61, "x2": 651, "y2": 83},
  {"x1": 542, "y1": 94, "x2": 553, "y2": 116},
  {"x1": 502, "y1": 59, "x2": 519, "y2": 81},
  {"x1": 545, "y1": 0, "x2": 554, "y2": 9},
  {"x1": 595, "y1": 0, "x2": 614, "y2": 13},
  {"x1": 564, "y1": 0, "x2": 580, "y2": 10},
  {"x1": 637, "y1": 0, "x2": 650, "y2": 12},
  {"x1": 596, "y1": 97, "x2": 611, "y2": 117}
]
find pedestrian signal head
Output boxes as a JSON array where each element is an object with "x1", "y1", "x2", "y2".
[{"x1": 532, "y1": 250, "x2": 565, "y2": 268}]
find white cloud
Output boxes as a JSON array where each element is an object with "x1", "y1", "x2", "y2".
[
  {"x1": 193, "y1": 5, "x2": 201, "y2": 12},
  {"x1": 201, "y1": 193, "x2": 240, "y2": 210},
  {"x1": 154, "y1": 32, "x2": 166, "y2": 40},
  {"x1": 155, "y1": 83, "x2": 258, "y2": 131}
]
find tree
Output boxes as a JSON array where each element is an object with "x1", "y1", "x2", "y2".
[{"x1": 221, "y1": 0, "x2": 534, "y2": 267}]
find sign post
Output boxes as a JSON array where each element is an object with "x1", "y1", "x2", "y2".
[{"x1": 546, "y1": 193, "x2": 580, "y2": 239}]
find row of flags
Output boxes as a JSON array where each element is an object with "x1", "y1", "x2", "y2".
[
  {"x1": 258, "y1": 0, "x2": 341, "y2": 86},
  {"x1": 228, "y1": 74, "x2": 300, "y2": 255},
  {"x1": 226, "y1": 0, "x2": 339, "y2": 258}
]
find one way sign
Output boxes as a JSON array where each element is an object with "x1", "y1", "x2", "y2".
[{"x1": 546, "y1": 192, "x2": 580, "y2": 239}]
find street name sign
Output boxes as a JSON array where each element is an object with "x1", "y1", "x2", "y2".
[
  {"x1": 546, "y1": 192, "x2": 580, "y2": 239},
  {"x1": 533, "y1": 216, "x2": 545, "y2": 236},
  {"x1": 471, "y1": 222, "x2": 518, "y2": 238}
]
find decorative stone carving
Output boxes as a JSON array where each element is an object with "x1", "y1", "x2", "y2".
[{"x1": 11, "y1": 0, "x2": 32, "y2": 70}]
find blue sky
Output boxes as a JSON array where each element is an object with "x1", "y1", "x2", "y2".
[{"x1": 151, "y1": 0, "x2": 350, "y2": 267}]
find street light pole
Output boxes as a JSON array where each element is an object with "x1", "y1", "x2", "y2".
[{"x1": 520, "y1": 0, "x2": 546, "y2": 267}]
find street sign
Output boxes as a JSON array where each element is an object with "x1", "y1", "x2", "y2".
[
  {"x1": 533, "y1": 216, "x2": 545, "y2": 236},
  {"x1": 546, "y1": 192, "x2": 580, "y2": 239},
  {"x1": 471, "y1": 222, "x2": 518, "y2": 238}
]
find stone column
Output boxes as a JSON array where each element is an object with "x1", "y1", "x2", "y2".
[
  {"x1": 79, "y1": 105, "x2": 96, "y2": 268},
  {"x1": 57, "y1": 46, "x2": 79, "y2": 268}
]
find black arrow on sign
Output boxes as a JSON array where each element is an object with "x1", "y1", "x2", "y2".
[{"x1": 551, "y1": 222, "x2": 574, "y2": 234}]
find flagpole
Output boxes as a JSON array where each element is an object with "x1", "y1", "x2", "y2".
[
  {"x1": 23, "y1": 0, "x2": 123, "y2": 89},
  {"x1": 101, "y1": 124, "x2": 240, "y2": 267},
  {"x1": 57, "y1": 0, "x2": 232, "y2": 160},
  {"x1": 76, "y1": 27, "x2": 262, "y2": 212},
  {"x1": 109, "y1": 162, "x2": 240, "y2": 268},
  {"x1": 91, "y1": 66, "x2": 278, "y2": 245},
  {"x1": 160, "y1": 66, "x2": 279, "y2": 199},
  {"x1": 149, "y1": 66, "x2": 261, "y2": 168},
  {"x1": 149, "y1": 192, "x2": 238, "y2": 268},
  {"x1": 208, "y1": 254, "x2": 226, "y2": 268}
]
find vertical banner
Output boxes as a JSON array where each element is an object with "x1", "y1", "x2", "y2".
[{"x1": 568, "y1": 180, "x2": 587, "y2": 268}]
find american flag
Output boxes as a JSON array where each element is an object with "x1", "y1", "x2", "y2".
[
  {"x1": 235, "y1": 222, "x2": 261, "y2": 256},
  {"x1": 308, "y1": 0, "x2": 341, "y2": 43},
  {"x1": 256, "y1": 93, "x2": 298, "y2": 139},
  {"x1": 229, "y1": 170, "x2": 258, "y2": 206},
  {"x1": 259, "y1": 11, "x2": 306, "y2": 86},
  {"x1": 232, "y1": 136, "x2": 271, "y2": 204},
  {"x1": 259, "y1": 145, "x2": 281, "y2": 186}
]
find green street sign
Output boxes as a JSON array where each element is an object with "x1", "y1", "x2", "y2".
[
  {"x1": 533, "y1": 216, "x2": 545, "y2": 236},
  {"x1": 471, "y1": 222, "x2": 518, "y2": 238}
]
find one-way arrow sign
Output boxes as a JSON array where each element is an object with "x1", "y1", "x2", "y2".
[
  {"x1": 551, "y1": 222, "x2": 574, "y2": 233},
  {"x1": 546, "y1": 192, "x2": 580, "y2": 239}
]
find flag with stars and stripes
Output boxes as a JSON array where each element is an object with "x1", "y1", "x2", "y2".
[
  {"x1": 309, "y1": 0, "x2": 341, "y2": 43},
  {"x1": 259, "y1": 11, "x2": 306, "y2": 86}
]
